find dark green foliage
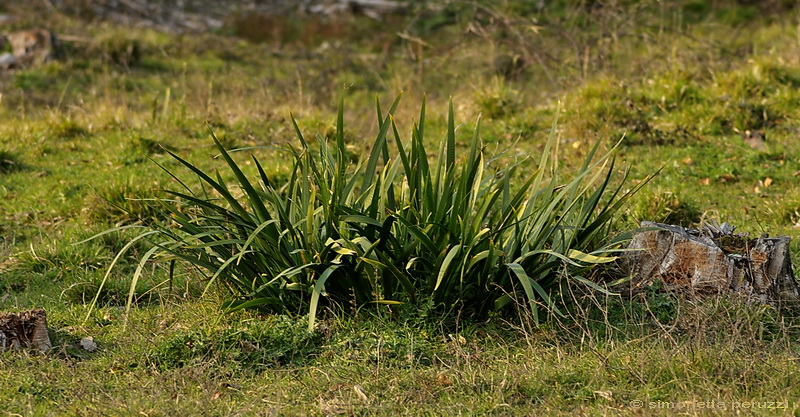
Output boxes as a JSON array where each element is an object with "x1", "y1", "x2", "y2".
[
  {"x1": 100, "y1": 96, "x2": 651, "y2": 331},
  {"x1": 0, "y1": 149, "x2": 24, "y2": 174}
]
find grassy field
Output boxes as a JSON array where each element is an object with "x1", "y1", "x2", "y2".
[{"x1": 3, "y1": 1, "x2": 800, "y2": 415}]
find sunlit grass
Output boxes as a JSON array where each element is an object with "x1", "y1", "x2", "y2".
[{"x1": 3, "y1": 1, "x2": 800, "y2": 415}]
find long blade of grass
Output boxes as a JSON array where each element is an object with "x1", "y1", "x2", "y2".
[
  {"x1": 308, "y1": 265, "x2": 341, "y2": 332},
  {"x1": 124, "y1": 245, "x2": 160, "y2": 324},
  {"x1": 434, "y1": 245, "x2": 460, "y2": 292},
  {"x1": 446, "y1": 98, "x2": 456, "y2": 170},
  {"x1": 84, "y1": 230, "x2": 161, "y2": 324},
  {"x1": 210, "y1": 130, "x2": 273, "y2": 224}
]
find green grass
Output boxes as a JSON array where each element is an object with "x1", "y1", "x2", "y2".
[
  {"x1": 2, "y1": 293, "x2": 800, "y2": 415},
  {"x1": 2, "y1": 0, "x2": 800, "y2": 415}
]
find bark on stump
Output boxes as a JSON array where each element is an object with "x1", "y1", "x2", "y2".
[
  {"x1": 0, "y1": 309, "x2": 51, "y2": 353},
  {"x1": 623, "y1": 221, "x2": 800, "y2": 305},
  {"x1": 0, "y1": 30, "x2": 56, "y2": 70}
]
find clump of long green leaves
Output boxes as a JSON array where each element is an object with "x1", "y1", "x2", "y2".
[{"x1": 91, "y1": 96, "x2": 652, "y2": 331}]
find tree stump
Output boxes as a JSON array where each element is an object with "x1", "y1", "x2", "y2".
[
  {"x1": 0, "y1": 30, "x2": 57, "y2": 70},
  {"x1": 622, "y1": 221, "x2": 800, "y2": 305},
  {"x1": 0, "y1": 309, "x2": 51, "y2": 353}
]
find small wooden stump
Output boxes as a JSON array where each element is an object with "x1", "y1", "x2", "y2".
[
  {"x1": 0, "y1": 309, "x2": 51, "y2": 353},
  {"x1": 0, "y1": 29, "x2": 56, "y2": 70},
  {"x1": 623, "y1": 221, "x2": 800, "y2": 305}
]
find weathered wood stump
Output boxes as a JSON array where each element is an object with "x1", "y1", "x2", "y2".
[
  {"x1": 623, "y1": 221, "x2": 800, "y2": 305},
  {"x1": 0, "y1": 29, "x2": 56, "y2": 70},
  {"x1": 0, "y1": 309, "x2": 51, "y2": 353}
]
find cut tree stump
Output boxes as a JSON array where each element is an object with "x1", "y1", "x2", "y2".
[
  {"x1": 622, "y1": 221, "x2": 800, "y2": 305},
  {"x1": 0, "y1": 29, "x2": 57, "y2": 70},
  {"x1": 0, "y1": 309, "x2": 51, "y2": 353}
]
